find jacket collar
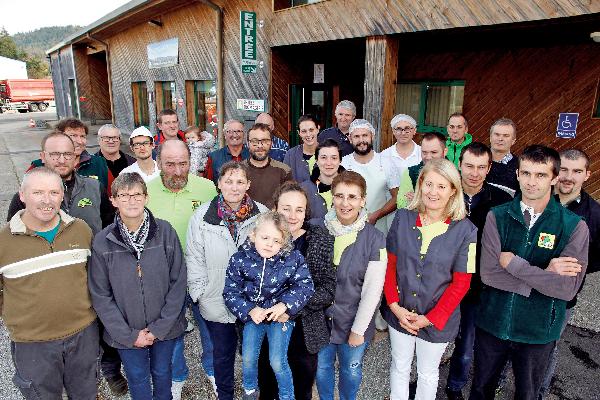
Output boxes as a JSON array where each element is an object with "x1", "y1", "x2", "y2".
[
  {"x1": 507, "y1": 192, "x2": 559, "y2": 226},
  {"x1": 9, "y1": 209, "x2": 74, "y2": 235}
]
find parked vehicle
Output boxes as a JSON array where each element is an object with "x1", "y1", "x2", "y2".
[{"x1": 0, "y1": 79, "x2": 54, "y2": 113}]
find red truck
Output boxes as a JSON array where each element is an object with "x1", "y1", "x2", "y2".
[{"x1": 0, "y1": 79, "x2": 54, "y2": 113}]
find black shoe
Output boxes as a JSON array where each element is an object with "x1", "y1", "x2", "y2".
[
  {"x1": 445, "y1": 387, "x2": 465, "y2": 400},
  {"x1": 106, "y1": 374, "x2": 128, "y2": 396}
]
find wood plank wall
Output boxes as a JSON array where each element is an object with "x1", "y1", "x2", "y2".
[{"x1": 397, "y1": 42, "x2": 600, "y2": 198}]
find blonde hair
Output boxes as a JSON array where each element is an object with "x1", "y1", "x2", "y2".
[
  {"x1": 252, "y1": 211, "x2": 293, "y2": 253},
  {"x1": 407, "y1": 158, "x2": 466, "y2": 221}
]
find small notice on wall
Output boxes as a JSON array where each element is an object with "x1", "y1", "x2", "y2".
[
  {"x1": 556, "y1": 113, "x2": 579, "y2": 139},
  {"x1": 147, "y1": 38, "x2": 179, "y2": 69},
  {"x1": 314, "y1": 64, "x2": 324, "y2": 83},
  {"x1": 237, "y1": 99, "x2": 265, "y2": 112}
]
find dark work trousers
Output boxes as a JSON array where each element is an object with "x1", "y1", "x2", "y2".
[
  {"x1": 258, "y1": 319, "x2": 318, "y2": 400},
  {"x1": 99, "y1": 321, "x2": 123, "y2": 380},
  {"x1": 205, "y1": 320, "x2": 238, "y2": 400},
  {"x1": 10, "y1": 320, "x2": 100, "y2": 400},
  {"x1": 446, "y1": 302, "x2": 478, "y2": 391},
  {"x1": 469, "y1": 327, "x2": 555, "y2": 400}
]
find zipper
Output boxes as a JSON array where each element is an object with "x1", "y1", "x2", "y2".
[
  {"x1": 137, "y1": 261, "x2": 148, "y2": 325},
  {"x1": 253, "y1": 258, "x2": 267, "y2": 303}
]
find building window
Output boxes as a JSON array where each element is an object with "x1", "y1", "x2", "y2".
[
  {"x1": 274, "y1": 0, "x2": 325, "y2": 11},
  {"x1": 132, "y1": 82, "x2": 149, "y2": 127},
  {"x1": 395, "y1": 81, "x2": 465, "y2": 133},
  {"x1": 185, "y1": 80, "x2": 217, "y2": 136},
  {"x1": 155, "y1": 81, "x2": 176, "y2": 115},
  {"x1": 594, "y1": 80, "x2": 600, "y2": 118}
]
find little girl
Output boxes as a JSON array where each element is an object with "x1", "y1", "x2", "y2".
[
  {"x1": 223, "y1": 211, "x2": 314, "y2": 400},
  {"x1": 184, "y1": 126, "x2": 215, "y2": 177}
]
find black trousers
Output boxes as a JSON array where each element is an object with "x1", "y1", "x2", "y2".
[
  {"x1": 469, "y1": 327, "x2": 555, "y2": 400},
  {"x1": 99, "y1": 322, "x2": 123, "y2": 380},
  {"x1": 258, "y1": 319, "x2": 318, "y2": 400}
]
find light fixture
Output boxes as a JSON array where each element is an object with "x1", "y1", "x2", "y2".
[{"x1": 591, "y1": 32, "x2": 600, "y2": 43}]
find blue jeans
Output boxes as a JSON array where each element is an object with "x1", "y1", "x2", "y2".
[
  {"x1": 447, "y1": 302, "x2": 478, "y2": 391},
  {"x1": 316, "y1": 342, "x2": 369, "y2": 400},
  {"x1": 118, "y1": 338, "x2": 176, "y2": 400},
  {"x1": 206, "y1": 320, "x2": 238, "y2": 400},
  {"x1": 171, "y1": 294, "x2": 193, "y2": 382},
  {"x1": 243, "y1": 321, "x2": 295, "y2": 400},
  {"x1": 191, "y1": 301, "x2": 214, "y2": 377}
]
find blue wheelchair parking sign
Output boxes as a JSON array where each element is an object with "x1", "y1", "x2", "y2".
[{"x1": 556, "y1": 113, "x2": 579, "y2": 139}]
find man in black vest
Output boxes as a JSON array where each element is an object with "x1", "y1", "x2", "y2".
[
  {"x1": 537, "y1": 148, "x2": 600, "y2": 398},
  {"x1": 445, "y1": 142, "x2": 512, "y2": 400},
  {"x1": 487, "y1": 118, "x2": 519, "y2": 195}
]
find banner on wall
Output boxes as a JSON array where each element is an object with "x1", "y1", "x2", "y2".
[{"x1": 147, "y1": 38, "x2": 179, "y2": 69}]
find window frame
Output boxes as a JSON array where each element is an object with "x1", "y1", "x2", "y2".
[
  {"x1": 396, "y1": 80, "x2": 466, "y2": 134},
  {"x1": 131, "y1": 81, "x2": 150, "y2": 128}
]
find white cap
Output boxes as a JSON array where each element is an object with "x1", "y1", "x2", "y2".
[{"x1": 130, "y1": 126, "x2": 153, "y2": 139}]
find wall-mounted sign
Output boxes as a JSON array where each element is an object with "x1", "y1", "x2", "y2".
[
  {"x1": 237, "y1": 98, "x2": 265, "y2": 112},
  {"x1": 240, "y1": 11, "x2": 257, "y2": 74},
  {"x1": 314, "y1": 64, "x2": 324, "y2": 83},
  {"x1": 147, "y1": 38, "x2": 179, "y2": 69},
  {"x1": 556, "y1": 113, "x2": 579, "y2": 139}
]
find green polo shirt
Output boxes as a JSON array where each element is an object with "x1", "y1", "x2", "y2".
[{"x1": 146, "y1": 174, "x2": 217, "y2": 250}]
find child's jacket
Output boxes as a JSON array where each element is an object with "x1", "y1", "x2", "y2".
[{"x1": 223, "y1": 240, "x2": 314, "y2": 323}]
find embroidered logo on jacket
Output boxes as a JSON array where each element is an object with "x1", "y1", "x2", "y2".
[
  {"x1": 537, "y1": 233, "x2": 556, "y2": 249},
  {"x1": 77, "y1": 198, "x2": 93, "y2": 207}
]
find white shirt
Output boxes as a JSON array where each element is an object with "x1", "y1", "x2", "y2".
[
  {"x1": 520, "y1": 201, "x2": 542, "y2": 229},
  {"x1": 121, "y1": 160, "x2": 161, "y2": 183},
  {"x1": 342, "y1": 152, "x2": 399, "y2": 234},
  {"x1": 381, "y1": 141, "x2": 422, "y2": 175}
]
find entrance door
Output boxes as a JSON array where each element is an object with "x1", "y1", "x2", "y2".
[{"x1": 289, "y1": 84, "x2": 334, "y2": 147}]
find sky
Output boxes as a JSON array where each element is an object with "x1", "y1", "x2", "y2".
[{"x1": 1, "y1": 0, "x2": 132, "y2": 34}]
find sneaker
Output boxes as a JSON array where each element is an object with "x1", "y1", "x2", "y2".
[
  {"x1": 172, "y1": 380, "x2": 185, "y2": 400},
  {"x1": 242, "y1": 390, "x2": 259, "y2": 400},
  {"x1": 106, "y1": 374, "x2": 128, "y2": 396},
  {"x1": 445, "y1": 387, "x2": 465, "y2": 400}
]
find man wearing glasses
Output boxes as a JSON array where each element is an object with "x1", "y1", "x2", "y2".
[
  {"x1": 7, "y1": 132, "x2": 112, "y2": 235},
  {"x1": 121, "y1": 126, "x2": 161, "y2": 182},
  {"x1": 243, "y1": 123, "x2": 292, "y2": 208},
  {"x1": 381, "y1": 114, "x2": 422, "y2": 177},
  {"x1": 95, "y1": 124, "x2": 135, "y2": 188},
  {"x1": 205, "y1": 119, "x2": 250, "y2": 183}
]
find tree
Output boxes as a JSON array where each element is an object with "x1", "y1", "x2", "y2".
[{"x1": 0, "y1": 27, "x2": 26, "y2": 60}]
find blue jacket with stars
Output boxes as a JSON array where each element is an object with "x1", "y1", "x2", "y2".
[{"x1": 223, "y1": 240, "x2": 314, "y2": 323}]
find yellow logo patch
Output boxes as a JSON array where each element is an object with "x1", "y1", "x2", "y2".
[{"x1": 537, "y1": 233, "x2": 555, "y2": 249}]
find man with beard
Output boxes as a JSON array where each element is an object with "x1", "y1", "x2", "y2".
[
  {"x1": 205, "y1": 119, "x2": 250, "y2": 183},
  {"x1": 29, "y1": 118, "x2": 109, "y2": 191},
  {"x1": 341, "y1": 119, "x2": 398, "y2": 235},
  {"x1": 8, "y1": 132, "x2": 112, "y2": 235},
  {"x1": 146, "y1": 139, "x2": 217, "y2": 399},
  {"x1": 121, "y1": 126, "x2": 160, "y2": 182},
  {"x1": 0, "y1": 167, "x2": 99, "y2": 399},
  {"x1": 318, "y1": 100, "x2": 356, "y2": 157},
  {"x1": 256, "y1": 112, "x2": 290, "y2": 162},
  {"x1": 243, "y1": 122, "x2": 291, "y2": 208},
  {"x1": 536, "y1": 148, "x2": 600, "y2": 399}
]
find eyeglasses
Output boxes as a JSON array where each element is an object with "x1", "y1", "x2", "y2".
[
  {"x1": 100, "y1": 136, "x2": 121, "y2": 142},
  {"x1": 115, "y1": 192, "x2": 145, "y2": 202},
  {"x1": 393, "y1": 126, "x2": 415, "y2": 133},
  {"x1": 333, "y1": 193, "x2": 362, "y2": 202},
  {"x1": 45, "y1": 151, "x2": 75, "y2": 161},
  {"x1": 248, "y1": 138, "x2": 272, "y2": 147},
  {"x1": 131, "y1": 141, "x2": 152, "y2": 149}
]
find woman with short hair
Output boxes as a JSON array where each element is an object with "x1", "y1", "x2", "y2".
[
  {"x1": 382, "y1": 158, "x2": 477, "y2": 400},
  {"x1": 89, "y1": 172, "x2": 187, "y2": 400},
  {"x1": 186, "y1": 161, "x2": 268, "y2": 400}
]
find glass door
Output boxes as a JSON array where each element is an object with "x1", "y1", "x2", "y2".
[{"x1": 289, "y1": 83, "x2": 333, "y2": 147}]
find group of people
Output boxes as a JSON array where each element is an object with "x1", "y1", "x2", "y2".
[{"x1": 0, "y1": 100, "x2": 597, "y2": 400}]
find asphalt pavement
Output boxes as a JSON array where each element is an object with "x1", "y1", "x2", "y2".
[{"x1": 0, "y1": 109, "x2": 598, "y2": 399}]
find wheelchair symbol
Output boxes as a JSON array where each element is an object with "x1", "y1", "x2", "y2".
[{"x1": 561, "y1": 117, "x2": 573, "y2": 129}]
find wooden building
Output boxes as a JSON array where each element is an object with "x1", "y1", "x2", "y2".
[{"x1": 47, "y1": 0, "x2": 600, "y2": 195}]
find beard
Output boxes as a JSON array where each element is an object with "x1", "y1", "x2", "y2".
[
  {"x1": 161, "y1": 171, "x2": 188, "y2": 191},
  {"x1": 251, "y1": 151, "x2": 269, "y2": 162},
  {"x1": 353, "y1": 142, "x2": 373, "y2": 156}
]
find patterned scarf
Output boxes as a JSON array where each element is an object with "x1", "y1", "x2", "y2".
[
  {"x1": 217, "y1": 193, "x2": 254, "y2": 239},
  {"x1": 117, "y1": 208, "x2": 150, "y2": 260},
  {"x1": 324, "y1": 207, "x2": 368, "y2": 237}
]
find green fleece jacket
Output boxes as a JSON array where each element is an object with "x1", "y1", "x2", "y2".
[{"x1": 446, "y1": 133, "x2": 473, "y2": 168}]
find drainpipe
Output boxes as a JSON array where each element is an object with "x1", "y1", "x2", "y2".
[
  {"x1": 197, "y1": 0, "x2": 225, "y2": 147},
  {"x1": 87, "y1": 33, "x2": 115, "y2": 125}
]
